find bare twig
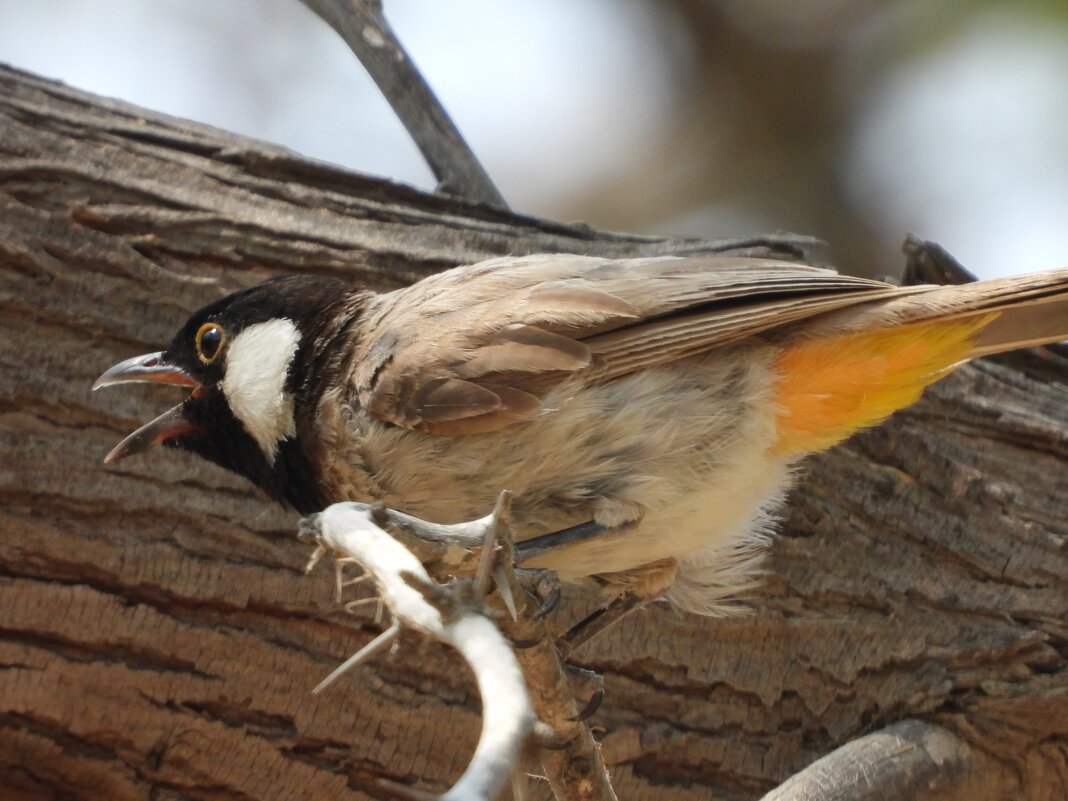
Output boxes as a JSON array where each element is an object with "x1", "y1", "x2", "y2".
[
  {"x1": 508, "y1": 629, "x2": 618, "y2": 801},
  {"x1": 902, "y1": 234, "x2": 978, "y2": 286},
  {"x1": 299, "y1": 0, "x2": 509, "y2": 209},
  {"x1": 759, "y1": 719, "x2": 1003, "y2": 801},
  {"x1": 378, "y1": 504, "x2": 502, "y2": 550}
]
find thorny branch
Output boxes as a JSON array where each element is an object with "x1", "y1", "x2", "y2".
[
  {"x1": 299, "y1": 0, "x2": 509, "y2": 209},
  {"x1": 301, "y1": 499, "x2": 532, "y2": 801},
  {"x1": 301, "y1": 495, "x2": 619, "y2": 801}
]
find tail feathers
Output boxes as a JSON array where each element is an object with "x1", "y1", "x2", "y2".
[
  {"x1": 772, "y1": 267, "x2": 1068, "y2": 456},
  {"x1": 809, "y1": 267, "x2": 1068, "y2": 358},
  {"x1": 969, "y1": 294, "x2": 1068, "y2": 357},
  {"x1": 772, "y1": 316, "x2": 994, "y2": 455}
]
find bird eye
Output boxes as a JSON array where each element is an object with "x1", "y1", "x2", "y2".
[{"x1": 195, "y1": 322, "x2": 226, "y2": 364}]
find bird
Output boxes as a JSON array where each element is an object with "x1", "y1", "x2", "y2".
[{"x1": 94, "y1": 252, "x2": 1068, "y2": 620}]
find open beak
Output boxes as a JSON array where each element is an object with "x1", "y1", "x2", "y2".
[
  {"x1": 95, "y1": 352, "x2": 203, "y2": 463},
  {"x1": 103, "y1": 405, "x2": 199, "y2": 463},
  {"x1": 93, "y1": 352, "x2": 198, "y2": 391}
]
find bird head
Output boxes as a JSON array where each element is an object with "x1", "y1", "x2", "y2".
[{"x1": 95, "y1": 274, "x2": 356, "y2": 513}]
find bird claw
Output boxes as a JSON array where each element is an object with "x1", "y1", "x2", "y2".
[
  {"x1": 532, "y1": 584, "x2": 561, "y2": 619},
  {"x1": 510, "y1": 567, "x2": 560, "y2": 617},
  {"x1": 558, "y1": 590, "x2": 650, "y2": 654},
  {"x1": 570, "y1": 689, "x2": 604, "y2": 723},
  {"x1": 565, "y1": 665, "x2": 605, "y2": 722}
]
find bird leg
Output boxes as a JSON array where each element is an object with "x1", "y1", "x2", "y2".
[
  {"x1": 559, "y1": 558, "x2": 678, "y2": 655},
  {"x1": 558, "y1": 592, "x2": 648, "y2": 654},
  {"x1": 512, "y1": 517, "x2": 675, "y2": 653},
  {"x1": 513, "y1": 519, "x2": 612, "y2": 564}
]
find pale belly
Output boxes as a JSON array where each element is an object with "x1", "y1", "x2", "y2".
[{"x1": 321, "y1": 346, "x2": 795, "y2": 613}]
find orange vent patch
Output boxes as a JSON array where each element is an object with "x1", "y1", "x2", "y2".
[{"x1": 772, "y1": 315, "x2": 998, "y2": 455}]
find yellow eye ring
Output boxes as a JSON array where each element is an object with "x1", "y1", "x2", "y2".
[{"x1": 195, "y1": 322, "x2": 226, "y2": 364}]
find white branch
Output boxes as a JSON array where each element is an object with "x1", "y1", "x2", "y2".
[
  {"x1": 306, "y1": 502, "x2": 535, "y2": 801},
  {"x1": 759, "y1": 719, "x2": 998, "y2": 801}
]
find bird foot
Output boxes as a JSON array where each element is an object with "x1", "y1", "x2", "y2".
[
  {"x1": 565, "y1": 665, "x2": 605, "y2": 722},
  {"x1": 557, "y1": 558, "x2": 678, "y2": 654}
]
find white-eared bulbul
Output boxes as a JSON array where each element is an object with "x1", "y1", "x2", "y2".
[{"x1": 95, "y1": 254, "x2": 1068, "y2": 614}]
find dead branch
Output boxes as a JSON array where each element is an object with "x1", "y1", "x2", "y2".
[
  {"x1": 758, "y1": 719, "x2": 1005, "y2": 801},
  {"x1": 308, "y1": 497, "x2": 620, "y2": 801},
  {"x1": 303, "y1": 500, "x2": 532, "y2": 801},
  {"x1": 509, "y1": 628, "x2": 619, "y2": 801},
  {"x1": 299, "y1": 0, "x2": 508, "y2": 209}
]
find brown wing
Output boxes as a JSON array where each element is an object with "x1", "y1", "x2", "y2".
[{"x1": 352, "y1": 253, "x2": 908, "y2": 435}]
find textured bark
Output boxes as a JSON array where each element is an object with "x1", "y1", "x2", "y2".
[{"x1": 0, "y1": 65, "x2": 1065, "y2": 801}]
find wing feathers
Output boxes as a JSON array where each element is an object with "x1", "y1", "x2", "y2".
[
  {"x1": 586, "y1": 286, "x2": 919, "y2": 381},
  {"x1": 355, "y1": 255, "x2": 900, "y2": 432},
  {"x1": 411, "y1": 378, "x2": 501, "y2": 422},
  {"x1": 412, "y1": 381, "x2": 543, "y2": 435},
  {"x1": 458, "y1": 324, "x2": 592, "y2": 376},
  {"x1": 397, "y1": 377, "x2": 543, "y2": 435},
  {"x1": 971, "y1": 295, "x2": 1068, "y2": 356},
  {"x1": 354, "y1": 254, "x2": 1059, "y2": 436},
  {"x1": 523, "y1": 284, "x2": 641, "y2": 325}
]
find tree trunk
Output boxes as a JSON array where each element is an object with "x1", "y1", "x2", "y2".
[{"x1": 1, "y1": 65, "x2": 1065, "y2": 801}]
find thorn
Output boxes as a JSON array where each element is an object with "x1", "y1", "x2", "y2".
[
  {"x1": 312, "y1": 622, "x2": 401, "y2": 694},
  {"x1": 344, "y1": 597, "x2": 382, "y2": 613},
  {"x1": 511, "y1": 767, "x2": 529, "y2": 801},
  {"x1": 334, "y1": 560, "x2": 347, "y2": 601},
  {"x1": 472, "y1": 514, "x2": 498, "y2": 602},
  {"x1": 493, "y1": 563, "x2": 518, "y2": 621},
  {"x1": 491, "y1": 488, "x2": 513, "y2": 523},
  {"x1": 304, "y1": 544, "x2": 328, "y2": 575}
]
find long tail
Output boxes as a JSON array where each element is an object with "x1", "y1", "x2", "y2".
[
  {"x1": 811, "y1": 268, "x2": 1068, "y2": 357},
  {"x1": 772, "y1": 268, "x2": 1068, "y2": 455}
]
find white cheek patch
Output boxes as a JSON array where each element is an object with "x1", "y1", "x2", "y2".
[{"x1": 220, "y1": 318, "x2": 301, "y2": 463}]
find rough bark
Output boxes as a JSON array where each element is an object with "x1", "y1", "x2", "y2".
[{"x1": 0, "y1": 65, "x2": 1065, "y2": 801}]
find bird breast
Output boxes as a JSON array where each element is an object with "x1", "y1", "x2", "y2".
[{"x1": 316, "y1": 346, "x2": 794, "y2": 594}]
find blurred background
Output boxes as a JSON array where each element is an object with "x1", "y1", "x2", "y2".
[{"x1": 2, "y1": 0, "x2": 1067, "y2": 279}]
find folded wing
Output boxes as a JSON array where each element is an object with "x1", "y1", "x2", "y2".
[{"x1": 351, "y1": 254, "x2": 906, "y2": 435}]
